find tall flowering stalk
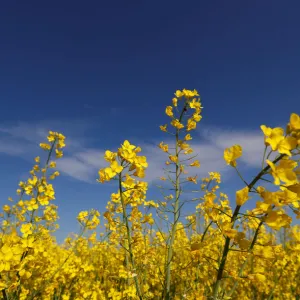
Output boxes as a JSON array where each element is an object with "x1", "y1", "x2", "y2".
[
  {"x1": 158, "y1": 89, "x2": 203, "y2": 299},
  {"x1": 0, "y1": 131, "x2": 66, "y2": 299},
  {"x1": 98, "y1": 140, "x2": 149, "y2": 299},
  {"x1": 212, "y1": 113, "x2": 300, "y2": 299}
]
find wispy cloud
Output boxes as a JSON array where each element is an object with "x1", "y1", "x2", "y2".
[
  {"x1": 57, "y1": 157, "x2": 97, "y2": 183},
  {"x1": 0, "y1": 137, "x2": 28, "y2": 156},
  {"x1": 56, "y1": 149, "x2": 106, "y2": 183},
  {"x1": 199, "y1": 126, "x2": 266, "y2": 167},
  {"x1": 0, "y1": 121, "x2": 268, "y2": 184}
]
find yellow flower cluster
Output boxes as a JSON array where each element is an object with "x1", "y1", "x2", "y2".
[
  {"x1": 0, "y1": 91, "x2": 299, "y2": 299},
  {"x1": 161, "y1": 88, "x2": 202, "y2": 133}
]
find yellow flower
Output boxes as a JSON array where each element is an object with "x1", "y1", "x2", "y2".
[
  {"x1": 204, "y1": 192, "x2": 216, "y2": 206},
  {"x1": 0, "y1": 281, "x2": 7, "y2": 290},
  {"x1": 44, "y1": 184, "x2": 55, "y2": 199},
  {"x1": 40, "y1": 143, "x2": 51, "y2": 150},
  {"x1": 160, "y1": 124, "x2": 167, "y2": 132},
  {"x1": 171, "y1": 119, "x2": 184, "y2": 129},
  {"x1": 3, "y1": 205, "x2": 11, "y2": 212},
  {"x1": 248, "y1": 273, "x2": 266, "y2": 282},
  {"x1": 178, "y1": 140, "x2": 189, "y2": 150},
  {"x1": 1, "y1": 244, "x2": 13, "y2": 262},
  {"x1": 104, "y1": 150, "x2": 116, "y2": 162},
  {"x1": 189, "y1": 98, "x2": 201, "y2": 109},
  {"x1": 169, "y1": 155, "x2": 178, "y2": 163},
  {"x1": 277, "y1": 136, "x2": 298, "y2": 156},
  {"x1": 99, "y1": 160, "x2": 124, "y2": 182},
  {"x1": 19, "y1": 269, "x2": 32, "y2": 279},
  {"x1": 49, "y1": 171, "x2": 60, "y2": 180},
  {"x1": 57, "y1": 139, "x2": 66, "y2": 149},
  {"x1": 190, "y1": 160, "x2": 200, "y2": 167},
  {"x1": 209, "y1": 172, "x2": 221, "y2": 183},
  {"x1": 49, "y1": 161, "x2": 56, "y2": 168},
  {"x1": 172, "y1": 97, "x2": 177, "y2": 107},
  {"x1": 266, "y1": 159, "x2": 298, "y2": 185},
  {"x1": 159, "y1": 142, "x2": 169, "y2": 153},
  {"x1": 187, "y1": 175, "x2": 198, "y2": 184},
  {"x1": 265, "y1": 210, "x2": 292, "y2": 230},
  {"x1": 134, "y1": 156, "x2": 148, "y2": 169},
  {"x1": 134, "y1": 146, "x2": 142, "y2": 153},
  {"x1": 164, "y1": 194, "x2": 174, "y2": 200},
  {"x1": 261, "y1": 125, "x2": 297, "y2": 155},
  {"x1": 224, "y1": 145, "x2": 242, "y2": 167},
  {"x1": 141, "y1": 214, "x2": 154, "y2": 225},
  {"x1": 55, "y1": 149, "x2": 63, "y2": 158},
  {"x1": 261, "y1": 125, "x2": 284, "y2": 149},
  {"x1": 236, "y1": 186, "x2": 250, "y2": 206},
  {"x1": 186, "y1": 118, "x2": 196, "y2": 131},
  {"x1": 110, "y1": 161, "x2": 123, "y2": 174},
  {"x1": 165, "y1": 106, "x2": 173, "y2": 117},
  {"x1": 182, "y1": 88, "x2": 199, "y2": 98},
  {"x1": 38, "y1": 195, "x2": 49, "y2": 206},
  {"x1": 28, "y1": 176, "x2": 38, "y2": 186},
  {"x1": 133, "y1": 167, "x2": 145, "y2": 178},
  {"x1": 175, "y1": 90, "x2": 184, "y2": 98},
  {"x1": 26, "y1": 199, "x2": 38, "y2": 211},
  {"x1": 184, "y1": 148, "x2": 193, "y2": 154},
  {"x1": 77, "y1": 211, "x2": 89, "y2": 222},
  {"x1": 193, "y1": 113, "x2": 202, "y2": 122},
  {"x1": 289, "y1": 113, "x2": 300, "y2": 131},
  {"x1": 33, "y1": 164, "x2": 39, "y2": 171},
  {"x1": 21, "y1": 237, "x2": 35, "y2": 248},
  {"x1": 252, "y1": 201, "x2": 270, "y2": 215},
  {"x1": 184, "y1": 134, "x2": 192, "y2": 141},
  {"x1": 47, "y1": 132, "x2": 56, "y2": 142},
  {"x1": 144, "y1": 200, "x2": 159, "y2": 208},
  {"x1": 20, "y1": 223, "x2": 33, "y2": 237},
  {"x1": 121, "y1": 140, "x2": 136, "y2": 152},
  {"x1": 224, "y1": 228, "x2": 237, "y2": 239}
]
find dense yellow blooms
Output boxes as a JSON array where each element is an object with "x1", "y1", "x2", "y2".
[{"x1": 0, "y1": 91, "x2": 299, "y2": 299}]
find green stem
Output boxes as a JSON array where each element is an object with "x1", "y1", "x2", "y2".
[
  {"x1": 262, "y1": 145, "x2": 267, "y2": 169},
  {"x1": 119, "y1": 172, "x2": 143, "y2": 300},
  {"x1": 212, "y1": 154, "x2": 285, "y2": 299},
  {"x1": 164, "y1": 102, "x2": 188, "y2": 300},
  {"x1": 201, "y1": 221, "x2": 213, "y2": 242},
  {"x1": 165, "y1": 130, "x2": 180, "y2": 300}
]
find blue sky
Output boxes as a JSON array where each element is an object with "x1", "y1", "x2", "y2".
[{"x1": 0, "y1": 1, "x2": 299, "y2": 242}]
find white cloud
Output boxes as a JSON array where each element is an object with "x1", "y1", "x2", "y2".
[
  {"x1": 56, "y1": 157, "x2": 96, "y2": 183},
  {"x1": 56, "y1": 149, "x2": 106, "y2": 183},
  {"x1": 199, "y1": 126, "x2": 266, "y2": 167},
  {"x1": 0, "y1": 121, "x2": 270, "y2": 184},
  {"x1": 0, "y1": 123, "x2": 47, "y2": 143},
  {"x1": 0, "y1": 138, "x2": 28, "y2": 156},
  {"x1": 75, "y1": 150, "x2": 106, "y2": 168},
  {"x1": 0, "y1": 120, "x2": 94, "y2": 151}
]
